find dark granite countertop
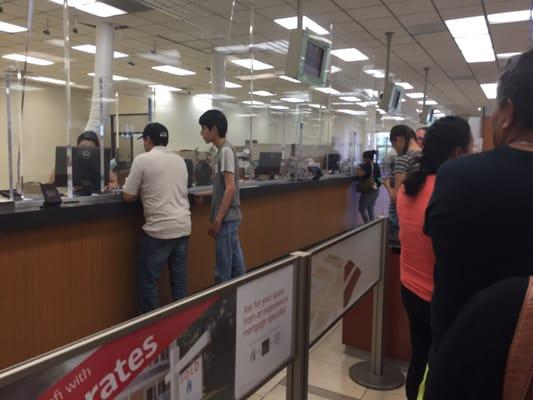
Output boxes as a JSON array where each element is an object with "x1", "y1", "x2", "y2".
[{"x1": 0, "y1": 175, "x2": 355, "y2": 233}]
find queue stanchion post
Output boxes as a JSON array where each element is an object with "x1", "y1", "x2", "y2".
[
  {"x1": 348, "y1": 218, "x2": 405, "y2": 390},
  {"x1": 286, "y1": 251, "x2": 312, "y2": 400}
]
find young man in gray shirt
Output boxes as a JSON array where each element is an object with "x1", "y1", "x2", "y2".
[{"x1": 199, "y1": 109, "x2": 246, "y2": 283}]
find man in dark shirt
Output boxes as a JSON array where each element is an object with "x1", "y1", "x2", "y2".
[{"x1": 424, "y1": 49, "x2": 533, "y2": 396}]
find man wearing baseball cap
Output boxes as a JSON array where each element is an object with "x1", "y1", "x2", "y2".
[{"x1": 123, "y1": 122, "x2": 191, "y2": 314}]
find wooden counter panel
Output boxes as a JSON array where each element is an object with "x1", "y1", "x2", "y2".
[{"x1": 0, "y1": 181, "x2": 357, "y2": 369}]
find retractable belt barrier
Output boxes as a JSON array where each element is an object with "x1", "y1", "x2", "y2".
[{"x1": 0, "y1": 217, "x2": 402, "y2": 400}]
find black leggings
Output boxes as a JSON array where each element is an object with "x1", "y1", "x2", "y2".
[{"x1": 401, "y1": 285, "x2": 432, "y2": 400}]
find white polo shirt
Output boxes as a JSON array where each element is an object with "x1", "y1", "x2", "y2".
[{"x1": 124, "y1": 146, "x2": 191, "y2": 239}]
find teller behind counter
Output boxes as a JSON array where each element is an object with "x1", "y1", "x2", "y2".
[{"x1": 49, "y1": 131, "x2": 119, "y2": 195}]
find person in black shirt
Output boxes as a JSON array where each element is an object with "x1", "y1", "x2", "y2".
[
  {"x1": 355, "y1": 150, "x2": 381, "y2": 223},
  {"x1": 424, "y1": 49, "x2": 533, "y2": 398}
]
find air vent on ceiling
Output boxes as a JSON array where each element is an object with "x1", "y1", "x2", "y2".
[
  {"x1": 408, "y1": 22, "x2": 446, "y2": 36},
  {"x1": 100, "y1": 0, "x2": 152, "y2": 14}
]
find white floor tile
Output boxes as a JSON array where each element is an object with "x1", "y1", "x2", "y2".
[
  {"x1": 262, "y1": 385, "x2": 329, "y2": 400},
  {"x1": 361, "y1": 388, "x2": 407, "y2": 400},
  {"x1": 308, "y1": 358, "x2": 367, "y2": 398},
  {"x1": 253, "y1": 369, "x2": 287, "y2": 397}
]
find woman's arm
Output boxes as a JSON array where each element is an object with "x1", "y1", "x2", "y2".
[{"x1": 383, "y1": 172, "x2": 406, "y2": 202}]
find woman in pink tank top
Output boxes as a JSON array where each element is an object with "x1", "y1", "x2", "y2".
[{"x1": 396, "y1": 117, "x2": 472, "y2": 400}]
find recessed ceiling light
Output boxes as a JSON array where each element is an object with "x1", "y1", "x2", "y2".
[
  {"x1": 87, "y1": 72, "x2": 128, "y2": 81},
  {"x1": 487, "y1": 10, "x2": 532, "y2": 25},
  {"x1": 270, "y1": 105, "x2": 290, "y2": 110},
  {"x1": 396, "y1": 82, "x2": 413, "y2": 90},
  {"x1": 72, "y1": 44, "x2": 127, "y2": 59},
  {"x1": 0, "y1": 21, "x2": 28, "y2": 33},
  {"x1": 382, "y1": 116, "x2": 406, "y2": 121},
  {"x1": 242, "y1": 100, "x2": 264, "y2": 105},
  {"x1": 406, "y1": 92, "x2": 425, "y2": 99},
  {"x1": 149, "y1": 84, "x2": 182, "y2": 92},
  {"x1": 314, "y1": 86, "x2": 340, "y2": 95},
  {"x1": 230, "y1": 58, "x2": 274, "y2": 71},
  {"x1": 332, "y1": 102, "x2": 357, "y2": 105},
  {"x1": 281, "y1": 97, "x2": 306, "y2": 103},
  {"x1": 279, "y1": 75, "x2": 300, "y2": 83},
  {"x1": 336, "y1": 109, "x2": 367, "y2": 116},
  {"x1": 251, "y1": 90, "x2": 275, "y2": 97},
  {"x1": 2, "y1": 53, "x2": 54, "y2": 66},
  {"x1": 330, "y1": 65, "x2": 342, "y2": 74},
  {"x1": 235, "y1": 73, "x2": 278, "y2": 81},
  {"x1": 331, "y1": 48, "x2": 368, "y2": 62},
  {"x1": 339, "y1": 96, "x2": 361, "y2": 102},
  {"x1": 497, "y1": 52, "x2": 522, "y2": 59},
  {"x1": 152, "y1": 65, "x2": 196, "y2": 76},
  {"x1": 225, "y1": 81, "x2": 242, "y2": 88},
  {"x1": 418, "y1": 99, "x2": 438, "y2": 105},
  {"x1": 273, "y1": 16, "x2": 329, "y2": 35},
  {"x1": 364, "y1": 89, "x2": 379, "y2": 98},
  {"x1": 480, "y1": 83, "x2": 497, "y2": 99},
  {"x1": 49, "y1": 0, "x2": 127, "y2": 17}
]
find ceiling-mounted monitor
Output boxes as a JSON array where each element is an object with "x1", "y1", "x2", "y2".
[
  {"x1": 285, "y1": 29, "x2": 332, "y2": 86},
  {"x1": 380, "y1": 82, "x2": 404, "y2": 114},
  {"x1": 420, "y1": 105, "x2": 436, "y2": 125}
]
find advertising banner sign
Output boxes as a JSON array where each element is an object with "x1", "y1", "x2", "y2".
[{"x1": 234, "y1": 265, "x2": 294, "y2": 399}]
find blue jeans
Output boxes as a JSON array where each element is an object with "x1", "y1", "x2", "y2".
[
  {"x1": 359, "y1": 190, "x2": 379, "y2": 224},
  {"x1": 137, "y1": 231, "x2": 189, "y2": 314},
  {"x1": 215, "y1": 221, "x2": 246, "y2": 284}
]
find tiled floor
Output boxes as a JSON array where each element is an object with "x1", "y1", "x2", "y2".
[{"x1": 251, "y1": 322, "x2": 407, "y2": 400}]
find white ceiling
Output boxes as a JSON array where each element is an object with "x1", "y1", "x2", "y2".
[{"x1": 0, "y1": 0, "x2": 531, "y2": 115}]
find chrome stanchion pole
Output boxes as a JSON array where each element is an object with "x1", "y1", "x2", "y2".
[
  {"x1": 286, "y1": 251, "x2": 312, "y2": 400},
  {"x1": 349, "y1": 219, "x2": 405, "y2": 389}
]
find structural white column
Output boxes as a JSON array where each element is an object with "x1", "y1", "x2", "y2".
[{"x1": 85, "y1": 23, "x2": 114, "y2": 135}]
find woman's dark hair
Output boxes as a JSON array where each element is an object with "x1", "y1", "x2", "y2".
[
  {"x1": 362, "y1": 150, "x2": 377, "y2": 160},
  {"x1": 199, "y1": 109, "x2": 228, "y2": 137},
  {"x1": 77, "y1": 130, "x2": 99, "y2": 147},
  {"x1": 389, "y1": 125, "x2": 416, "y2": 155},
  {"x1": 403, "y1": 116, "x2": 471, "y2": 196},
  {"x1": 497, "y1": 49, "x2": 533, "y2": 130}
]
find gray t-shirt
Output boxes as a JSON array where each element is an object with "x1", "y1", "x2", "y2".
[{"x1": 211, "y1": 141, "x2": 241, "y2": 222}]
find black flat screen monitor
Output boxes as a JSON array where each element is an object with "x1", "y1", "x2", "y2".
[
  {"x1": 55, "y1": 147, "x2": 110, "y2": 194},
  {"x1": 326, "y1": 153, "x2": 340, "y2": 171},
  {"x1": 255, "y1": 152, "x2": 282, "y2": 178}
]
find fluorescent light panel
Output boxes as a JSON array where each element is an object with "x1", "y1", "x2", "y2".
[
  {"x1": 225, "y1": 81, "x2": 242, "y2": 88},
  {"x1": 418, "y1": 99, "x2": 438, "y2": 105},
  {"x1": 26, "y1": 76, "x2": 70, "y2": 85},
  {"x1": 279, "y1": 75, "x2": 300, "y2": 83},
  {"x1": 274, "y1": 16, "x2": 329, "y2": 35},
  {"x1": 230, "y1": 58, "x2": 274, "y2": 71},
  {"x1": 396, "y1": 82, "x2": 413, "y2": 90},
  {"x1": 339, "y1": 96, "x2": 361, "y2": 102},
  {"x1": 72, "y1": 44, "x2": 128, "y2": 59},
  {"x1": 309, "y1": 103, "x2": 327, "y2": 109},
  {"x1": 49, "y1": 0, "x2": 126, "y2": 17},
  {"x1": 445, "y1": 16, "x2": 495, "y2": 63},
  {"x1": 331, "y1": 48, "x2": 368, "y2": 62},
  {"x1": 235, "y1": 73, "x2": 278, "y2": 81},
  {"x1": 330, "y1": 65, "x2": 342, "y2": 74},
  {"x1": 497, "y1": 52, "x2": 522, "y2": 59},
  {"x1": 336, "y1": 109, "x2": 366, "y2": 116},
  {"x1": 281, "y1": 97, "x2": 306, "y2": 103},
  {"x1": 251, "y1": 90, "x2": 275, "y2": 97},
  {"x1": 487, "y1": 10, "x2": 532, "y2": 25},
  {"x1": 406, "y1": 92, "x2": 425, "y2": 99},
  {"x1": 242, "y1": 100, "x2": 264, "y2": 105},
  {"x1": 480, "y1": 83, "x2": 497, "y2": 99},
  {"x1": 152, "y1": 65, "x2": 196, "y2": 76},
  {"x1": 314, "y1": 86, "x2": 340, "y2": 95},
  {"x1": 364, "y1": 69, "x2": 385, "y2": 79},
  {"x1": 2, "y1": 53, "x2": 54, "y2": 66},
  {"x1": 87, "y1": 72, "x2": 128, "y2": 81},
  {"x1": 0, "y1": 21, "x2": 27, "y2": 33},
  {"x1": 149, "y1": 84, "x2": 182, "y2": 92},
  {"x1": 357, "y1": 101, "x2": 378, "y2": 107},
  {"x1": 270, "y1": 105, "x2": 289, "y2": 110}
]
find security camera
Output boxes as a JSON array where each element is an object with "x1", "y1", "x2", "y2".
[
  {"x1": 128, "y1": 57, "x2": 135, "y2": 66},
  {"x1": 42, "y1": 28, "x2": 50, "y2": 35},
  {"x1": 72, "y1": 27, "x2": 78, "y2": 34}
]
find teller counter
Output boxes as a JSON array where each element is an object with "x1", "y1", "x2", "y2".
[{"x1": 0, "y1": 175, "x2": 359, "y2": 369}]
